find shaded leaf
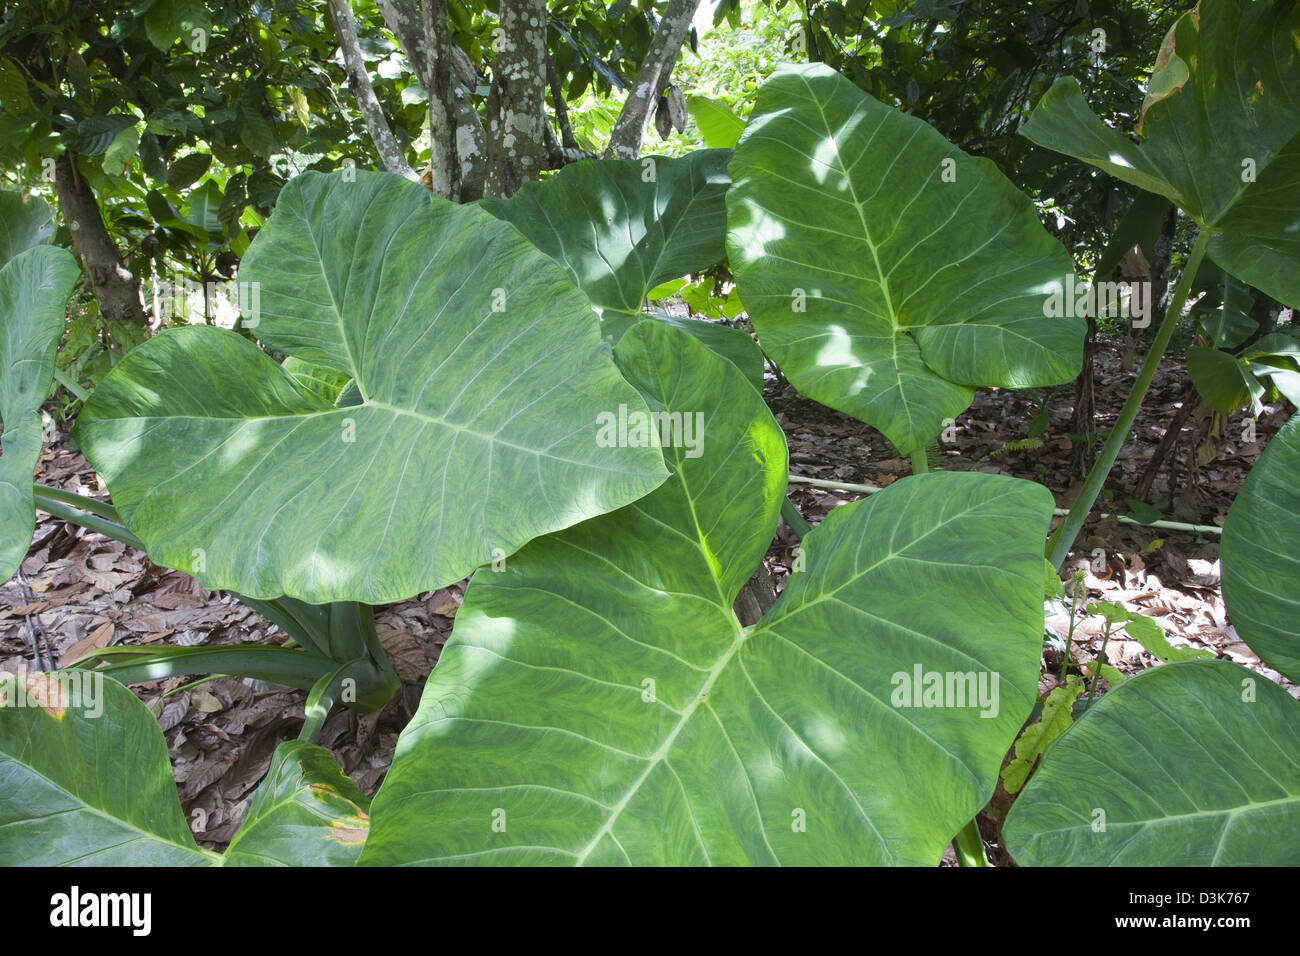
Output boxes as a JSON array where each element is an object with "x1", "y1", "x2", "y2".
[
  {"x1": 221, "y1": 741, "x2": 369, "y2": 866},
  {"x1": 1020, "y1": 1, "x2": 1300, "y2": 307},
  {"x1": 482, "y1": 151, "x2": 731, "y2": 319},
  {"x1": 1222, "y1": 411, "x2": 1300, "y2": 683},
  {"x1": 0, "y1": 246, "x2": 81, "y2": 582},
  {"x1": 0, "y1": 191, "x2": 53, "y2": 267}
]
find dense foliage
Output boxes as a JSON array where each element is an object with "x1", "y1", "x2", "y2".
[{"x1": 0, "y1": 0, "x2": 1296, "y2": 867}]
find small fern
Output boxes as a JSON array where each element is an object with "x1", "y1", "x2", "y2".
[{"x1": 983, "y1": 438, "x2": 1045, "y2": 461}]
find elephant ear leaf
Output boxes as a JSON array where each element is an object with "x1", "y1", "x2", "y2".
[
  {"x1": 727, "y1": 63, "x2": 1083, "y2": 454},
  {"x1": 1, "y1": 245, "x2": 81, "y2": 582},
  {"x1": 0, "y1": 191, "x2": 54, "y2": 268},
  {"x1": 1222, "y1": 411, "x2": 1300, "y2": 683},
  {"x1": 481, "y1": 150, "x2": 731, "y2": 320},
  {"x1": 1020, "y1": 0, "x2": 1300, "y2": 307},
  {"x1": 221, "y1": 740, "x2": 370, "y2": 866},
  {"x1": 362, "y1": 321, "x2": 1053, "y2": 866},
  {"x1": 0, "y1": 672, "x2": 214, "y2": 865},
  {"x1": 75, "y1": 170, "x2": 668, "y2": 605},
  {"x1": 1004, "y1": 660, "x2": 1300, "y2": 865},
  {"x1": 482, "y1": 151, "x2": 766, "y2": 388}
]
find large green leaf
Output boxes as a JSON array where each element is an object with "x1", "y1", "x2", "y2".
[
  {"x1": 1004, "y1": 660, "x2": 1300, "y2": 865},
  {"x1": 604, "y1": 306, "x2": 766, "y2": 392},
  {"x1": 727, "y1": 64, "x2": 1083, "y2": 454},
  {"x1": 184, "y1": 178, "x2": 224, "y2": 239},
  {"x1": 1222, "y1": 411, "x2": 1300, "y2": 683},
  {"x1": 0, "y1": 671, "x2": 374, "y2": 866},
  {"x1": 1187, "y1": 345, "x2": 1261, "y2": 416},
  {"x1": 0, "y1": 191, "x2": 54, "y2": 268},
  {"x1": 0, "y1": 672, "x2": 214, "y2": 865},
  {"x1": 221, "y1": 741, "x2": 369, "y2": 866},
  {"x1": 0, "y1": 246, "x2": 81, "y2": 582},
  {"x1": 481, "y1": 151, "x2": 731, "y2": 320},
  {"x1": 479, "y1": 152, "x2": 767, "y2": 387},
  {"x1": 75, "y1": 171, "x2": 667, "y2": 604},
  {"x1": 362, "y1": 321, "x2": 1053, "y2": 865},
  {"x1": 1190, "y1": 262, "x2": 1256, "y2": 350},
  {"x1": 1020, "y1": 0, "x2": 1300, "y2": 307}
]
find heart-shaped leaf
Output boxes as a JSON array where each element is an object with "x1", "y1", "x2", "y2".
[
  {"x1": 75, "y1": 171, "x2": 667, "y2": 604},
  {"x1": 482, "y1": 151, "x2": 731, "y2": 319},
  {"x1": 1222, "y1": 411, "x2": 1300, "y2": 683},
  {"x1": 1020, "y1": 0, "x2": 1300, "y2": 307},
  {"x1": 362, "y1": 321, "x2": 1053, "y2": 865},
  {"x1": 1, "y1": 245, "x2": 81, "y2": 582},
  {"x1": 1004, "y1": 660, "x2": 1300, "y2": 865},
  {"x1": 727, "y1": 63, "x2": 1083, "y2": 454},
  {"x1": 481, "y1": 151, "x2": 764, "y2": 387},
  {"x1": 221, "y1": 740, "x2": 370, "y2": 866},
  {"x1": 0, "y1": 672, "x2": 214, "y2": 865}
]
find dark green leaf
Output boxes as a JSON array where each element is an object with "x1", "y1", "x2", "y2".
[{"x1": 1222, "y1": 411, "x2": 1300, "y2": 683}]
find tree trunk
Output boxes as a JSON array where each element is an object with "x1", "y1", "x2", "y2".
[
  {"x1": 421, "y1": 0, "x2": 458, "y2": 199},
  {"x1": 377, "y1": 0, "x2": 428, "y2": 81},
  {"x1": 1068, "y1": 313, "x2": 1097, "y2": 476},
  {"x1": 327, "y1": 0, "x2": 420, "y2": 182},
  {"x1": 606, "y1": 0, "x2": 701, "y2": 160},
  {"x1": 483, "y1": 0, "x2": 549, "y2": 197},
  {"x1": 376, "y1": 0, "x2": 486, "y2": 199},
  {"x1": 53, "y1": 153, "x2": 147, "y2": 326}
]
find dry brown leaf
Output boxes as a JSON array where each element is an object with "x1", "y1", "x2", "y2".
[
  {"x1": 377, "y1": 625, "x2": 429, "y2": 683},
  {"x1": 83, "y1": 566, "x2": 132, "y2": 592},
  {"x1": 57, "y1": 621, "x2": 114, "y2": 667}
]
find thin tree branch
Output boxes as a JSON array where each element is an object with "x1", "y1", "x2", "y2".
[
  {"x1": 543, "y1": 53, "x2": 594, "y2": 168},
  {"x1": 327, "y1": 0, "x2": 420, "y2": 181},
  {"x1": 606, "y1": 0, "x2": 701, "y2": 159},
  {"x1": 546, "y1": 51, "x2": 579, "y2": 151}
]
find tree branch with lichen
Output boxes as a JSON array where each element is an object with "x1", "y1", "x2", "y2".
[{"x1": 327, "y1": 0, "x2": 420, "y2": 182}]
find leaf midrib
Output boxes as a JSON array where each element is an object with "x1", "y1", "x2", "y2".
[
  {"x1": 103, "y1": 402, "x2": 649, "y2": 475},
  {"x1": 573, "y1": 617, "x2": 747, "y2": 865}
]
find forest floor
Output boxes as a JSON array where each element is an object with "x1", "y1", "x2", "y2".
[{"x1": 2, "y1": 327, "x2": 1295, "y2": 856}]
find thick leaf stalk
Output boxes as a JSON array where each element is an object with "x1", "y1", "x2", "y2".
[
  {"x1": 952, "y1": 818, "x2": 989, "y2": 867},
  {"x1": 31, "y1": 485, "x2": 146, "y2": 552}
]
